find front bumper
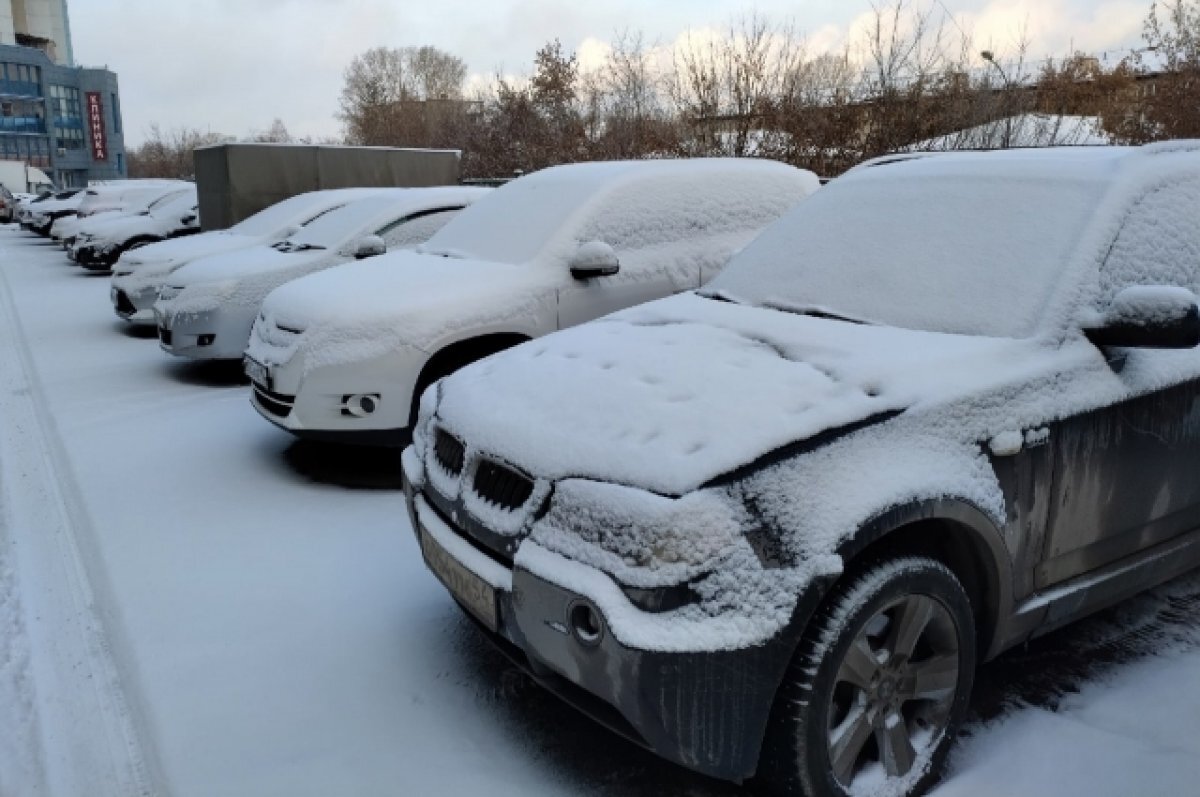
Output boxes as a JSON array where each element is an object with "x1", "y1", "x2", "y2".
[
  {"x1": 401, "y1": 458, "x2": 793, "y2": 782},
  {"x1": 111, "y1": 283, "x2": 156, "y2": 324},
  {"x1": 75, "y1": 243, "x2": 118, "y2": 271},
  {"x1": 156, "y1": 304, "x2": 257, "y2": 361}
]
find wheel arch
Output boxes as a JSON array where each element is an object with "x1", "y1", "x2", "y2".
[
  {"x1": 408, "y1": 331, "x2": 533, "y2": 426},
  {"x1": 832, "y1": 499, "x2": 1014, "y2": 662},
  {"x1": 749, "y1": 498, "x2": 1014, "y2": 783}
]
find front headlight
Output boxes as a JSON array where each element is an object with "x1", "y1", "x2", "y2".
[
  {"x1": 158, "y1": 285, "x2": 183, "y2": 301},
  {"x1": 531, "y1": 480, "x2": 742, "y2": 593}
]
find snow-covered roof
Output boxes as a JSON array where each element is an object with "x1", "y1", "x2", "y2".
[
  {"x1": 714, "y1": 144, "x2": 1200, "y2": 339},
  {"x1": 420, "y1": 158, "x2": 817, "y2": 265}
]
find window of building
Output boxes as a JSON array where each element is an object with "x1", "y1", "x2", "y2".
[
  {"x1": 48, "y1": 86, "x2": 85, "y2": 152},
  {"x1": 0, "y1": 62, "x2": 42, "y2": 97}
]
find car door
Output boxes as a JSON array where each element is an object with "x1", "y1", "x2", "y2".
[
  {"x1": 555, "y1": 183, "x2": 705, "y2": 329},
  {"x1": 1035, "y1": 176, "x2": 1200, "y2": 591}
]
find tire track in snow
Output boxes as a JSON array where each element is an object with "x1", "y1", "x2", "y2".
[{"x1": 0, "y1": 251, "x2": 158, "y2": 797}]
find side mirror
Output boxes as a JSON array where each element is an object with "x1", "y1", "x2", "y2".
[
  {"x1": 1085, "y1": 286, "x2": 1200, "y2": 349},
  {"x1": 569, "y1": 241, "x2": 620, "y2": 279},
  {"x1": 353, "y1": 235, "x2": 386, "y2": 260}
]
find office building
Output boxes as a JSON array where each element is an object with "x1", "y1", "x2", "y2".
[{"x1": 1, "y1": 0, "x2": 125, "y2": 187}]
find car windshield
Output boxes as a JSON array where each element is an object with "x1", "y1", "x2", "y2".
[
  {"x1": 232, "y1": 193, "x2": 340, "y2": 237},
  {"x1": 419, "y1": 174, "x2": 599, "y2": 264},
  {"x1": 286, "y1": 195, "x2": 396, "y2": 249},
  {"x1": 146, "y1": 190, "x2": 189, "y2": 212},
  {"x1": 705, "y1": 171, "x2": 1101, "y2": 338}
]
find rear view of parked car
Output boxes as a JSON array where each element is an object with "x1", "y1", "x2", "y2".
[
  {"x1": 155, "y1": 187, "x2": 488, "y2": 361},
  {"x1": 403, "y1": 143, "x2": 1200, "y2": 797},
  {"x1": 245, "y1": 158, "x2": 819, "y2": 446},
  {"x1": 109, "y1": 188, "x2": 403, "y2": 326}
]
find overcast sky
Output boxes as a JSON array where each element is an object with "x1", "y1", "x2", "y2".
[{"x1": 69, "y1": 0, "x2": 1151, "y2": 147}]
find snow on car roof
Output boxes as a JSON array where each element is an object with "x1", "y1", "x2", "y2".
[
  {"x1": 229, "y1": 188, "x2": 397, "y2": 237},
  {"x1": 288, "y1": 187, "x2": 489, "y2": 249},
  {"x1": 419, "y1": 158, "x2": 818, "y2": 265},
  {"x1": 709, "y1": 143, "x2": 1200, "y2": 339}
]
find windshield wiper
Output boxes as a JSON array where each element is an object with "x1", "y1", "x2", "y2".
[
  {"x1": 697, "y1": 289, "x2": 744, "y2": 305},
  {"x1": 761, "y1": 300, "x2": 871, "y2": 325}
]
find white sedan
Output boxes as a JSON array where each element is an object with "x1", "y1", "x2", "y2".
[
  {"x1": 155, "y1": 187, "x2": 489, "y2": 361},
  {"x1": 244, "y1": 158, "x2": 820, "y2": 446},
  {"x1": 111, "y1": 188, "x2": 394, "y2": 325}
]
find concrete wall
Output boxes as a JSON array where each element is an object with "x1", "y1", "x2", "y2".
[
  {"x1": 2, "y1": 0, "x2": 72, "y2": 64},
  {"x1": 0, "y1": 4, "x2": 14, "y2": 47},
  {"x1": 195, "y1": 144, "x2": 462, "y2": 230}
]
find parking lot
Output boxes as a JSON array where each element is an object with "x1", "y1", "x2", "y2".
[{"x1": 3, "y1": 224, "x2": 1200, "y2": 797}]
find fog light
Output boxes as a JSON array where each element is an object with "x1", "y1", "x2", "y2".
[
  {"x1": 197, "y1": 334, "x2": 215, "y2": 346},
  {"x1": 342, "y1": 393, "x2": 381, "y2": 418},
  {"x1": 569, "y1": 601, "x2": 603, "y2": 647}
]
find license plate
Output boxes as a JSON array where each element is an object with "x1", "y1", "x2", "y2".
[
  {"x1": 243, "y1": 356, "x2": 269, "y2": 389},
  {"x1": 419, "y1": 524, "x2": 499, "y2": 632}
]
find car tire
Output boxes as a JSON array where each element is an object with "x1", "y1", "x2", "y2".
[{"x1": 760, "y1": 556, "x2": 976, "y2": 797}]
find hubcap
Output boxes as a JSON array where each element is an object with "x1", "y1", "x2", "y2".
[{"x1": 825, "y1": 593, "x2": 960, "y2": 789}]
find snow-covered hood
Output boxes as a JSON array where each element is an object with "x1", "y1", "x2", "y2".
[
  {"x1": 120, "y1": 230, "x2": 258, "y2": 270},
  {"x1": 258, "y1": 251, "x2": 536, "y2": 360},
  {"x1": 168, "y1": 244, "x2": 325, "y2": 288},
  {"x1": 434, "y1": 292, "x2": 1090, "y2": 496},
  {"x1": 79, "y1": 213, "x2": 164, "y2": 245}
]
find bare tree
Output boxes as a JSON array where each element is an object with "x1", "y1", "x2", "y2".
[
  {"x1": 669, "y1": 14, "x2": 806, "y2": 157},
  {"x1": 127, "y1": 124, "x2": 226, "y2": 178},
  {"x1": 1131, "y1": 0, "x2": 1200, "y2": 140},
  {"x1": 249, "y1": 118, "x2": 293, "y2": 143},
  {"x1": 338, "y1": 45, "x2": 468, "y2": 145}
]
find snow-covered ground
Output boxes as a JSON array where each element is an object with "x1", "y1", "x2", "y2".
[{"x1": 1, "y1": 224, "x2": 1198, "y2": 796}]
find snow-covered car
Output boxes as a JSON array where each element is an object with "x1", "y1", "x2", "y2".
[
  {"x1": 402, "y1": 143, "x2": 1200, "y2": 796},
  {"x1": 69, "y1": 187, "x2": 199, "y2": 270},
  {"x1": 110, "y1": 188, "x2": 394, "y2": 326},
  {"x1": 0, "y1": 184, "x2": 14, "y2": 223},
  {"x1": 51, "y1": 180, "x2": 190, "y2": 244},
  {"x1": 155, "y1": 187, "x2": 489, "y2": 361},
  {"x1": 24, "y1": 189, "x2": 83, "y2": 235},
  {"x1": 245, "y1": 159, "x2": 819, "y2": 446}
]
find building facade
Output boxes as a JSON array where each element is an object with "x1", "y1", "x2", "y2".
[{"x1": 0, "y1": 1, "x2": 124, "y2": 188}]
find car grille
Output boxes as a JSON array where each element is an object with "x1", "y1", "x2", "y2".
[
  {"x1": 434, "y1": 428, "x2": 465, "y2": 475},
  {"x1": 473, "y1": 459, "x2": 534, "y2": 511},
  {"x1": 252, "y1": 384, "x2": 295, "y2": 418},
  {"x1": 158, "y1": 326, "x2": 172, "y2": 346},
  {"x1": 115, "y1": 290, "x2": 136, "y2": 315}
]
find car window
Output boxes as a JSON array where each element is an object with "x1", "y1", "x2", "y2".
[
  {"x1": 573, "y1": 172, "x2": 801, "y2": 255},
  {"x1": 377, "y1": 208, "x2": 461, "y2": 248},
  {"x1": 1098, "y1": 178, "x2": 1200, "y2": 304}
]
